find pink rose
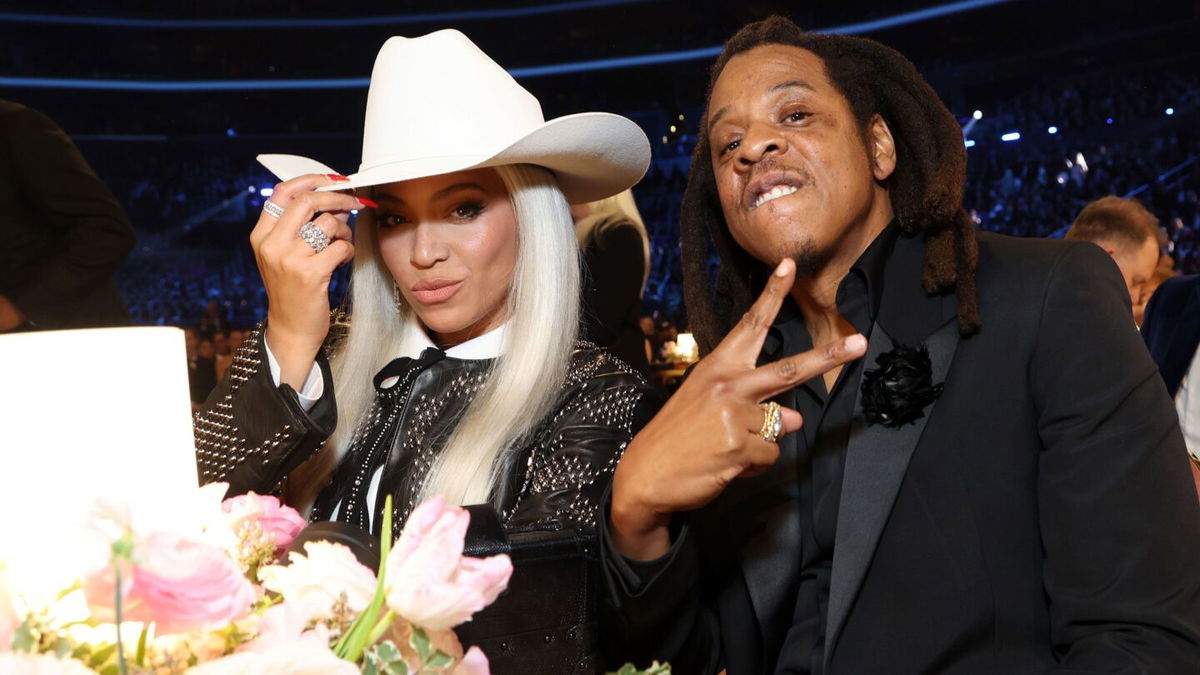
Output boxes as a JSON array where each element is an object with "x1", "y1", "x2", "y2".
[
  {"x1": 123, "y1": 532, "x2": 256, "y2": 634},
  {"x1": 385, "y1": 496, "x2": 513, "y2": 631},
  {"x1": 0, "y1": 565, "x2": 14, "y2": 650},
  {"x1": 220, "y1": 493, "x2": 307, "y2": 554},
  {"x1": 258, "y1": 541, "x2": 377, "y2": 620},
  {"x1": 0, "y1": 653, "x2": 94, "y2": 674},
  {"x1": 453, "y1": 646, "x2": 491, "y2": 675}
]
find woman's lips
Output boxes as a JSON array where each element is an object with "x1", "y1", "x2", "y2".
[{"x1": 411, "y1": 280, "x2": 463, "y2": 304}]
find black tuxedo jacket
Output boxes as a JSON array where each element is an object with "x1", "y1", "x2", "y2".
[
  {"x1": 0, "y1": 100, "x2": 135, "y2": 330},
  {"x1": 1142, "y1": 274, "x2": 1200, "y2": 398},
  {"x1": 602, "y1": 232, "x2": 1200, "y2": 673}
]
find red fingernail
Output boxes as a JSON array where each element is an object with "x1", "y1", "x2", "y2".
[
  {"x1": 326, "y1": 174, "x2": 350, "y2": 182},
  {"x1": 356, "y1": 196, "x2": 379, "y2": 208}
]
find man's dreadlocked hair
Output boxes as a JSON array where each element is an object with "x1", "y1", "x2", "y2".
[{"x1": 682, "y1": 16, "x2": 980, "y2": 353}]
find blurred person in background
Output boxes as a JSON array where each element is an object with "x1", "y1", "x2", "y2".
[
  {"x1": 573, "y1": 189, "x2": 653, "y2": 376},
  {"x1": 1135, "y1": 265, "x2": 1178, "y2": 328},
  {"x1": 1142, "y1": 273, "x2": 1200, "y2": 498},
  {"x1": 1064, "y1": 195, "x2": 1160, "y2": 318},
  {"x1": 0, "y1": 99, "x2": 135, "y2": 332}
]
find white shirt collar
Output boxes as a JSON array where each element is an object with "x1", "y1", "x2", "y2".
[{"x1": 398, "y1": 322, "x2": 508, "y2": 361}]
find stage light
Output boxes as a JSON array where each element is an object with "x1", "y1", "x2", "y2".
[
  {"x1": 964, "y1": 139, "x2": 976, "y2": 148},
  {"x1": 247, "y1": 186, "x2": 256, "y2": 193},
  {"x1": 226, "y1": 128, "x2": 237, "y2": 137},
  {"x1": 1105, "y1": 117, "x2": 1113, "y2": 125},
  {"x1": 662, "y1": 136, "x2": 668, "y2": 144},
  {"x1": 1166, "y1": 107, "x2": 1175, "y2": 116},
  {"x1": 1076, "y1": 152, "x2": 1088, "y2": 173},
  {"x1": 678, "y1": 114, "x2": 685, "y2": 121},
  {"x1": 259, "y1": 188, "x2": 273, "y2": 197},
  {"x1": 1047, "y1": 126, "x2": 1058, "y2": 134},
  {"x1": 1001, "y1": 131, "x2": 1020, "y2": 142},
  {"x1": 669, "y1": 125, "x2": 676, "y2": 133},
  {"x1": 972, "y1": 110, "x2": 983, "y2": 120}
]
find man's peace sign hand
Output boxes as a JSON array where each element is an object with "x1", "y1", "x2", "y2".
[{"x1": 610, "y1": 258, "x2": 867, "y2": 560}]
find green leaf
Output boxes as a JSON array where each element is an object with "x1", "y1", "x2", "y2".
[
  {"x1": 374, "y1": 640, "x2": 401, "y2": 662},
  {"x1": 384, "y1": 660, "x2": 409, "y2": 675},
  {"x1": 98, "y1": 665, "x2": 120, "y2": 675},
  {"x1": 52, "y1": 637, "x2": 74, "y2": 659},
  {"x1": 135, "y1": 624, "x2": 149, "y2": 666},
  {"x1": 424, "y1": 650, "x2": 453, "y2": 670},
  {"x1": 410, "y1": 626, "x2": 430, "y2": 662},
  {"x1": 11, "y1": 620, "x2": 37, "y2": 652},
  {"x1": 362, "y1": 656, "x2": 379, "y2": 675},
  {"x1": 90, "y1": 642, "x2": 117, "y2": 666}
]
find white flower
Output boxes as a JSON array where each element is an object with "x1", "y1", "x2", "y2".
[
  {"x1": 0, "y1": 653, "x2": 94, "y2": 674},
  {"x1": 186, "y1": 643, "x2": 358, "y2": 675},
  {"x1": 258, "y1": 541, "x2": 377, "y2": 619}
]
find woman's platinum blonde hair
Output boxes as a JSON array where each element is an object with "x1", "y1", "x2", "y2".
[{"x1": 286, "y1": 163, "x2": 580, "y2": 512}]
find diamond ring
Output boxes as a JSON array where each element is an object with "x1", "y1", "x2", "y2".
[{"x1": 298, "y1": 221, "x2": 331, "y2": 252}]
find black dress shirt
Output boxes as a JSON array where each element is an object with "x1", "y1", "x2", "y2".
[{"x1": 770, "y1": 225, "x2": 897, "y2": 674}]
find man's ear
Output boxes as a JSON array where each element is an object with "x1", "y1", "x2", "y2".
[{"x1": 869, "y1": 114, "x2": 897, "y2": 181}]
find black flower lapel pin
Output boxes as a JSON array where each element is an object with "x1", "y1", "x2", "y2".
[{"x1": 860, "y1": 343, "x2": 944, "y2": 428}]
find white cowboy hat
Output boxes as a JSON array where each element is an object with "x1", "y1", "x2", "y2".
[{"x1": 258, "y1": 29, "x2": 650, "y2": 203}]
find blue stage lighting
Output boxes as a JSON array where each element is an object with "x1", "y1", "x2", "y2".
[
  {"x1": 1166, "y1": 107, "x2": 1175, "y2": 116},
  {"x1": 972, "y1": 110, "x2": 983, "y2": 120},
  {"x1": 246, "y1": 186, "x2": 256, "y2": 194},
  {"x1": 1047, "y1": 126, "x2": 1058, "y2": 134},
  {"x1": 1001, "y1": 131, "x2": 1021, "y2": 142},
  {"x1": 226, "y1": 128, "x2": 237, "y2": 137},
  {"x1": 1105, "y1": 118, "x2": 1113, "y2": 125},
  {"x1": 259, "y1": 188, "x2": 273, "y2": 197},
  {"x1": 964, "y1": 139, "x2": 976, "y2": 148}
]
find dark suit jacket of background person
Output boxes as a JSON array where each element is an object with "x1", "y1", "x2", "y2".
[
  {"x1": 0, "y1": 100, "x2": 135, "y2": 330},
  {"x1": 580, "y1": 218, "x2": 651, "y2": 376},
  {"x1": 1142, "y1": 274, "x2": 1200, "y2": 398},
  {"x1": 601, "y1": 231, "x2": 1200, "y2": 674}
]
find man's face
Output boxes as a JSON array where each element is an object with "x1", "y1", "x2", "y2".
[
  {"x1": 707, "y1": 44, "x2": 895, "y2": 273},
  {"x1": 1110, "y1": 236, "x2": 1160, "y2": 309}
]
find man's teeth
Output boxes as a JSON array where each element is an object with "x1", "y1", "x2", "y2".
[{"x1": 753, "y1": 185, "x2": 799, "y2": 209}]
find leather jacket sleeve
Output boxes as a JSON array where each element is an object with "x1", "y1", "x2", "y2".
[
  {"x1": 504, "y1": 346, "x2": 661, "y2": 534},
  {"x1": 193, "y1": 324, "x2": 337, "y2": 496}
]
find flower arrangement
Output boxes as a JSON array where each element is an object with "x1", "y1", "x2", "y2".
[{"x1": 0, "y1": 484, "x2": 509, "y2": 674}]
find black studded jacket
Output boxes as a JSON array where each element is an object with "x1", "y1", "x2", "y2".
[{"x1": 194, "y1": 324, "x2": 660, "y2": 539}]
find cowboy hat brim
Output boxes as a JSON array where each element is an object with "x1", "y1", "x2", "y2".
[{"x1": 258, "y1": 112, "x2": 649, "y2": 204}]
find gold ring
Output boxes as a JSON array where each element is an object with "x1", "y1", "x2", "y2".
[{"x1": 759, "y1": 401, "x2": 783, "y2": 443}]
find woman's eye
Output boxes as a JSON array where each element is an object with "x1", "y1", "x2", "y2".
[
  {"x1": 785, "y1": 111, "x2": 809, "y2": 123},
  {"x1": 451, "y1": 203, "x2": 484, "y2": 220},
  {"x1": 378, "y1": 213, "x2": 408, "y2": 228}
]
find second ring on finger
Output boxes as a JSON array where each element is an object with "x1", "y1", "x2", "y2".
[{"x1": 297, "y1": 213, "x2": 341, "y2": 253}]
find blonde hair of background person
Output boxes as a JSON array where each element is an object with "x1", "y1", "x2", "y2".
[
  {"x1": 574, "y1": 189, "x2": 651, "y2": 292},
  {"x1": 286, "y1": 164, "x2": 580, "y2": 512}
]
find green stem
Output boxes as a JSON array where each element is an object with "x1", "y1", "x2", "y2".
[
  {"x1": 113, "y1": 563, "x2": 129, "y2": 675},
  {"x1": 365, "y1": 610, "x2": 396, "y2": 646}
]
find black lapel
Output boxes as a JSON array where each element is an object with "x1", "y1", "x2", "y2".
[
  {"x1": 736, "y1": 384, "x2": 804, "y2": 658},
  {"x1": 823, "y1": 232, "x2": 963, "y2": 669}
]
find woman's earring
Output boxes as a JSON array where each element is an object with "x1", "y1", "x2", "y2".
[{"x1": 392, "y1": 281, "x2": 404, "y2": 312}]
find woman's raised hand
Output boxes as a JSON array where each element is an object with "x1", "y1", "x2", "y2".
[
  {"x1": 609, "y1": 258, "x2": 867, "y2": 560},
  {"x1": 250, "y1": 174, "x2": 365, "y2": 389}
]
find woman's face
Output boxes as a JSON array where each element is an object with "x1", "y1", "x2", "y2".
[{"x1": 373, "y1": 168, "x2": 519, "y2": 347}]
